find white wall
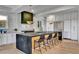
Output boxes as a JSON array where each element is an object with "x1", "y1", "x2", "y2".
[
  {"x1": 7, "y1": 5, "x2": 48, "y2": 32},
  {"x1": 46, "y1": 22, "x2": 54, "y2": 31},
  {"x1": 45, "y1": 15, "x2": 55, "y2": 31},
  {"x1": 8, "y1": 13, "x2": 46, "y2": 32},
  {"x1": 33, "y1": 16, "x2": 46, "y2": 32},
  {"x1": 8, "y1": 13, "x2": 18, "y2": 31},
  {"x1": 8, "y1": 6, "x2": 34, "y2": 32}
]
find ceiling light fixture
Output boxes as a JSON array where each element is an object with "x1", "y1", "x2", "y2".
[{"x1": 29, "y1": 5, "x2": 34, "y2": 13}]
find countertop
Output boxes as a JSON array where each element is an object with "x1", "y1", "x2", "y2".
[{"x1": 16, "y1": 31, "x2": 62, "y2": 37}]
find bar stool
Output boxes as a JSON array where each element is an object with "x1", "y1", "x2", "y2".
[
  {"x1": 44, "y1": 34, "x2": 52, "y2": 48},
  {"x1": 33, "y1": 35, "x2": 47, "y2": 53},
  {"x1": 57, "y1": 32, "x2": 62, "y2": 44},
  {"x1": 55, "y1": 33, "x2": 62, "y2": 45},
  {"x1": 46, "y1": 34, "x2": 53, "y2": 48},
  {"x1": 52, "y1": 33, "x2": 58, "y2": 46}
]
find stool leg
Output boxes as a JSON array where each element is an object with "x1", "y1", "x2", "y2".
[
  {"x1": 52, "y1": 39, "x2": 54, "y2": 46},
  {"x1": 51, "y1": 39, "x2": 54, "y2": 47},
  {"x1": 47, "y1": 40, "x2": 51, "y2": 49},
  {"x1": 43, "y1": 41, "x2": 47, "y2": 51},
  {"x1": 54, "y1": 38, "x2": 56, "y2": 45},
  {"x1": 34, "y1": 40, "x2": 36, "y2": 51},
  {"x1": 38, "y1": 43, "x2": 42, "y2": 54}
]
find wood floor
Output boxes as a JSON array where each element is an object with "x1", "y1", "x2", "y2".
[{"x1": 0, "y1": 39, "x2": 79, "y2": 54}]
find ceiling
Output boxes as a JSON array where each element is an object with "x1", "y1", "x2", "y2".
[
  {"x1": 0, "y1": 5, "x2": 78, "y2": 15},
  {"x1": 31, "y1": 5, "x2": 64, "y2": 14},
  {"x1": 0, "y1": 5, "x2": 23, "y2": 13},
  {"x1": 0, "y1": 5, "x2": 22, "y2": 10}
]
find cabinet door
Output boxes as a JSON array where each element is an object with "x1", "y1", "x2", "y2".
[
  {"x1": 63, "y1": 20, "x2": 71, "y2": 38},
  {"x1": 78, "y1": 11, "x2": 79, "y2": 41},
  {"x1": 7, "y1": 33, "x2": 16, "y2": 44},
  {"x1": 0, "y1": 34, "x2": 2, "y2": 45},
  {"x1": 70, "y1": 12, "x2": 78, "y2": 40},
  {"x1": 1, "y1": 34, "x2": 8, "y2": 45},
  {"x1": 71, "y1": 20, "x2": 77, "y2": 40},
  {"x1": 11, "y1": 33, "x2": 16, "y2": 43},
  {"x1": 7, "y1": 33, "x2": 13, "y2": 44}
]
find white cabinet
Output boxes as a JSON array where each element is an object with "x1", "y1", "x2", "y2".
[
  {"x1": 70, "y1": 20, "x2": 77, "y2": 40},
  {"x1": 7, "y1": 33, "x2": 13, "y2": 44},
  {"x1": 0, "y1": 34, "x2": 2, "y2": 45},
  {"x1": 63, "y1": 13, "x2": 71, "y2": 39},
  {"x1": 1, "y1": 34, "x2": 8, "y2": 45},
  {"x1": 70, "y1": 12, "x2": 78, "y2": 40},
  {"x1": 63, "y1": 20, "x2": 71, "y2": 38},
  {"x1": 11, "y1": 33, "x2": 16, "y2": 43},
  {"x1": 78, "y1": 11, "x2": 79, "y2": 41},
  {"x1": 7, "y1": 33, "x2": 16, "y2": 44},
  {"x1": 63, "y1": 11, "x2": 78, "y2": 40},
  {"x1": 0, "y1": 33, "x2": 16, "y2": 46}
]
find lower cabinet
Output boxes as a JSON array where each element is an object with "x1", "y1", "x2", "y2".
[
  {"x1": 7, "y1": 33, "x2": 13, "y2": 44},
  {"x1": 0, "y1": 33, "x2": 16, "y2": 46},
  {"x1": 1, "y1": 34, "x2": 8, "y2": 45},
  {"x1": 7, "y1": 33, "x2": 16, "y2": 44},
  {"x1": 0, "y1": 34, "x2": 2, "y2": 45}
]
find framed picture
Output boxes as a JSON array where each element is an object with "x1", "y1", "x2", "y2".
[{"x1": 21, "y1": 11, "x2": 33, "y2": 24}]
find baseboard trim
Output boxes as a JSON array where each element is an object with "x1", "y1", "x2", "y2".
[
  {"x1": 63, "y1": 38, "x2": 71, "y2": 40},
  {"x1": 63, "y1": 38, "x2": 78, "y2": 41}
]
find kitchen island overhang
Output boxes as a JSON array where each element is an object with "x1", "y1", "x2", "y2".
[{"x1": 16, "y1": 32, "x2": 62, "y2": 54}]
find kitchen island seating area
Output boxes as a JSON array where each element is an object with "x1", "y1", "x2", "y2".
[
  {"x1": 33, "y1": 33, "x2": 61, "y2": 53},
  {"x1": 16, "y1": 32, "x2": 62, "y2": 54}
]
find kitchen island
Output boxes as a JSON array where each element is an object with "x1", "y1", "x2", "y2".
[{"x1": 16, "y1": 31, "x2": 62, "y2": 54}]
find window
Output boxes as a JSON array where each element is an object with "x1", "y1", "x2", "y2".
[{"x1": 0, "y1": 15, "x2": 8, "y2": 29}]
